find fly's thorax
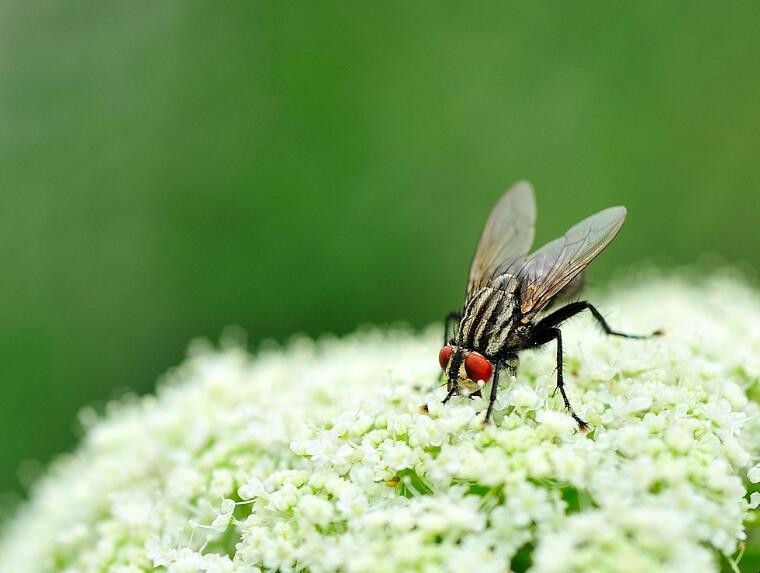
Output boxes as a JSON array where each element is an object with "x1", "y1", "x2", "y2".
[
  {"x1": 457, "y1": 275, "x2": 520, "y2": 353},
  {"x1": 483, "y1": 318, "x2": 532, "y2": 355},
  {"x1": 507, "y1": 322, "x2": 534, "y2": 349}
]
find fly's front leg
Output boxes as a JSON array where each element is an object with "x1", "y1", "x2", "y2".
[
  {"x1": 443, "y1": 310, "x2": 462, "y2": 345},
  {"x1": 533, "y1": 327, "x2": 589, "y2": 431},
  {"x1": 442, "y1": 385, "x2": 457, "y2": 404},
  {"x1": 435, "y1": 311, "x2": 463, "y2": 392}
]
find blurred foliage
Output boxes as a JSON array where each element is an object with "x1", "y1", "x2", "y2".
[{"x1": 0, "y1": 3, "x2": 758, "y2": 564}]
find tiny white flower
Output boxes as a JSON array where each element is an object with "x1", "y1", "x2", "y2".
[
  {"x1": 508, "y1": 384, "x2": 540, "y2": 409},
  {"x1": 210, "y1": 512, "x2": 232, "y2": 532},
  {"x1": 664, "y1": 424, "x2": 693, "y2": 453},
  {"x1": 268, "y1": 483, "x2": 299, "y2": 512},
  {"x1": 238, "y1": 477, "x2": 267, "y2": 500},
  {"x1": 297, "y1": 495, "x2": 334, "y2": 527},
  {"x1": 536, "y1": 409, "x2": 575, "y2": 438},
  {"x1": 379, "y1": 441, "x2": 416, "y2": 472}
]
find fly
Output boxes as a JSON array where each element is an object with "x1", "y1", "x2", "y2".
[{"x1": 439, "y1": 181, "x2": 661, "y2": 430}]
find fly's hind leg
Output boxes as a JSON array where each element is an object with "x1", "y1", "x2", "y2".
[
  {"x1": 538, "y1": 301, "x2": 662, "y2": 339},
  {"x1": 531, "y1": 300, "x2": 661, "y2": 430}
]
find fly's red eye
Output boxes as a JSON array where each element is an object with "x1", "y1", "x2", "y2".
[
  {"x1": 464, "y1": 352, "x2": 493, "y2": 382},
  {"x1": 438, "y1": 345, "x2": 453, "y2": 370}
]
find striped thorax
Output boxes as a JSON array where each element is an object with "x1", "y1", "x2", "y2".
[{"x1": 457, "y1": 273, "x2": 520, "y2": 357}]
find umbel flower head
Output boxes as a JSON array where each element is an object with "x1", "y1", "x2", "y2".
[{"x1": 0, "y1": 273, "x2": 759, "y2": 573}]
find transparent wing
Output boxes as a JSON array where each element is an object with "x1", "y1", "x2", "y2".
[
  {"x1": 547, "y1": 271, "x2": 586, "y2": 309},
  {"x1": 466, "y1": 181, "x2": 536, "y2": 298},
  {"x1": 517, "y1": 206, "x2": 627, "y2": 320}
]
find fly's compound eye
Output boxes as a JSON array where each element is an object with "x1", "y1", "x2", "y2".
[
  {"x1": 438, "y1": 345, "x2": 453, "y2": 370},
  {"x1": 464, "y1": 352, "x2": 493, "y2": 382}
]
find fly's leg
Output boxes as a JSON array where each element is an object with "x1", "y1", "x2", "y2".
[
  {"x1": 483, "y1": 353, "x2": 518, "y2": 423},
  {"x1": 433, "y1": 311, "x2": 463, "y2": 393},
  {"x1": 483, "y1": 362, "x2": 502, "y2": 424},
  {"x1": 532, "y1": 301, "x2": 659, "y2": 432},
  {"x1": 443, "y1": 310, "x2": 462, "y2": 345},
  {"x1": 532, "y1": 327, "x2": 589, "y2": 431},
  {"x1": 442, "y1": 385, "x2": 457, "y2": 405},
  {"x1": 537, "y1": 301, "x2": 662, "y2": 339},
  {"x1": 505, "y1": 354, "x2": 519, "y2": 377}
]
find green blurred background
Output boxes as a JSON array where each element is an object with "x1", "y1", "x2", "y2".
[{"x1": 0, "y1": 0, "x2": 758, "y2": 545}]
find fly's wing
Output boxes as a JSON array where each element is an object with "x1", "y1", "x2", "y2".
[
  {"x1": 517, "y1": 206, "x2": 626, "y2": 321},
  {"x1": 547, "y1": 271, "x2": 586, "y2": 309},
  {"x1": 466, "y1": 181, "x2": 536, "y2": 299}
]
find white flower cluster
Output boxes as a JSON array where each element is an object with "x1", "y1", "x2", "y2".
[{"x1": 0, "y1": 273, "x2": 758, "y2": 573}]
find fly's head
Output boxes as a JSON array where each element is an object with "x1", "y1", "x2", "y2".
[{"x1": 438, "y1": 344, "x2": 494, "y2": 396}]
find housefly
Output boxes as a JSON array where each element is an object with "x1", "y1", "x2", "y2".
[{"x1": 439, "y1": 181, "x2": 660, "y2": 429}]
